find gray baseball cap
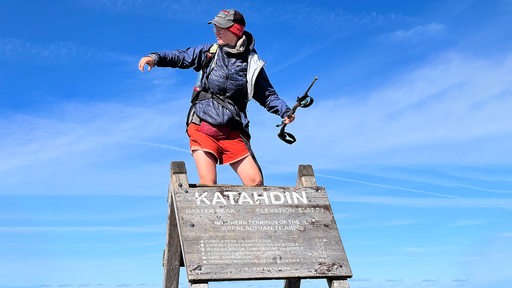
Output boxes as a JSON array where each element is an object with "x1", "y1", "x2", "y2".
[{"x1": 208, "y1": 9, "x2": 246, "y2": 28}]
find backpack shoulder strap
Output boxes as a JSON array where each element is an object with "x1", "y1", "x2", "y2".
[
  {"x1": 201, "y1": 43, "x2": 219, "y2": 72},
  {"x1": 187, "y1": 44, "x2": 221, "y2": 127},
  {"x1": 191, "y1": 44, "x2": 219, "y2": 102},
  {"x1": 204, "y1": 44, "x2": 219, "y2": 77},
  {"x1": 209, "y1": 43, "x2": 219, "y2": 55}
]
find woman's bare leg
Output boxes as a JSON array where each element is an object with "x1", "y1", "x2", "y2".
[
  {"x1": 192, "y1": 150, "x2": 218, "y2": 185},
  {"x1": 230, "y1": 155, "x2": 263, "y2": 186}
]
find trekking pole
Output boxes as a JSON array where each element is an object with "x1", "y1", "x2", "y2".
[{"x1": 277, "y1": 76, "x2": 318, "y2": 144}]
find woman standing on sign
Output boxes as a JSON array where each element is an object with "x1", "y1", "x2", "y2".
[{"x1": 138, "y1": 9, "x2": 295, "y2": 186}]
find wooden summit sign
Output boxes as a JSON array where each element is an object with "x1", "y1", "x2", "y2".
[{"x1": 163, "y1": 161, "x2": 352, "y2": 288}]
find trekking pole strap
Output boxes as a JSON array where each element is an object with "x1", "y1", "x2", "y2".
[{"x1": 278, "y1": 129, "x2": 296, "y2": 145}]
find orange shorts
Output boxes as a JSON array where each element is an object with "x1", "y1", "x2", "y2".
[{"x1": 187, "y1": 122, "x2": 251, "y2": 165}]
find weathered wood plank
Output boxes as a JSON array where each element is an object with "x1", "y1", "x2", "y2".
[
  {"x1": 163, "y1": 184, "x2": 181, "y2": 288},
  {"x1": 173, "y1": 184, "x2": 352, "y2": 281},
  {"x1": 163, "y1": 161, "x2": 190, "y2": 288}
]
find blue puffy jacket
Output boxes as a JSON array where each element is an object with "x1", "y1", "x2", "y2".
[{"x1": 149, "y1": 31, "x2": 291, "y2": 138}]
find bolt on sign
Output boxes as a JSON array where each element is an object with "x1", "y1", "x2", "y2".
[{"x1": 164, "y1": 162, "x2": 352, "y2": 288}]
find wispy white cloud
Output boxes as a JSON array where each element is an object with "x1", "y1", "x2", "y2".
[
  {"x1": 317, "y1": 173, "x2": 456, "y2": 198},
  {"x1": 401, "y1": 246, "x2": 455, "y2": 256},
  {"x1": 256, "y1": 52, "x2": 512, "y2": 170},
  {"x1": 454, "y1": 184, "x2": 512, "y2": 195},
  {"x1": 382, "y1": 219, "x2": 417, "y2": 227},
  {"x1": 380, "y1": 23, "x2": 446, "y2": 43},
  {"x1": 331, "y1": 195, "x2": 512, "y2": 209},
  {"x1": 257, "y1": 3, "x2": 414, "y2": 33},
  {"x1": 0, "y1": 225, "x2": 162, "y2": 233},
  {"x1": 82, "y1": 0, "x2": 218, "y2": 20},
  {"x1": 0, "y1": 100, "x2": 188, "y2": 172},
  {"x1": 0, "y1": 38, "x2": 128, "y2": 65},
  {"x1": 449, "y1": 219, "x2": 486, "y2": 227},
  {"x1": 127, "y1": 140, "x2": 188, "y2": 152}
]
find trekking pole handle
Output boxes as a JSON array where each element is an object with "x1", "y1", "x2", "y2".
[
  {"x1": 276, "y1": 77, "x2": 318, "y2": 144},
  {"x1": 278, "y1": 76, "x2": 317, "y2": 125},
  {"x1": 293, "y1": 76, "x2": 317, "y2": 112}
]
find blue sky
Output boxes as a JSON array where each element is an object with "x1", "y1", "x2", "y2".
[{"x1": 1, "y1": 0, "x2": 511, "y2": 288}]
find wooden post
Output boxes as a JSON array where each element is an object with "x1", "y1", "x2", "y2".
[
  {"x1": 284, "y1": 278, "x2": 301, "y2": 288},
  {"x1": 327, "y1": 279, "x2": 350, "y2": 288},
  {"x1": 163, "y1": 162, "x2": 189, "y2": 288},
  {"x1": 283, "y1": 164, "x2": 318, "y2": 288},
  {"x1": 297, "y1": 164, "x2": 317, "y2": 188}
]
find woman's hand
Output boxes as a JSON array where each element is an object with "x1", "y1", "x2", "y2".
[
  {"x1": 138, "y1": 56, "x2": 155, "y2": 72},
  {"x1": 283, "y1": 114, "x2": 295, "y2": 124}
]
